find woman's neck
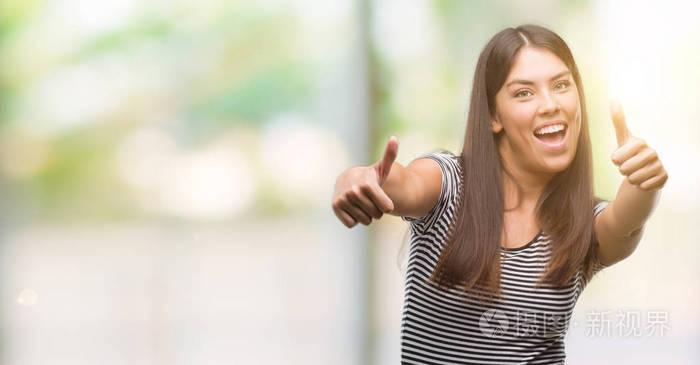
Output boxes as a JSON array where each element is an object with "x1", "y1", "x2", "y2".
[{"x1": 500, "y1": 159, "x2": 554, "y2": 212}]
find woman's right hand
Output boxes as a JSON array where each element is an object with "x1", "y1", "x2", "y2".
[{"x1": 332, "y1": 136, "x2": 398, "y2": 228}]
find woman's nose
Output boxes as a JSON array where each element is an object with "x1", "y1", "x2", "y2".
[{"x1": 538, "y1": 92, "x2": 560, "y2": 115}]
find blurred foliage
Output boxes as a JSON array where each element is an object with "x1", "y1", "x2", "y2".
[
  {"x1": 188, "y1": 62, "x2": 312, "y2": 124},
  {"x1": 0, "y1": 2, "x2": 319, "y2": 222}
]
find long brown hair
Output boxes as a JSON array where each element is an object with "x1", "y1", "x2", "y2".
[{"x1": 429, "y1": 24, "x2": 604, "y2": 302}]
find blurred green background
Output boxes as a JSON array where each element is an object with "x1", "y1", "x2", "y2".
[{"x1": 0, "y1": 0, "x2": 698, "y2": 364}]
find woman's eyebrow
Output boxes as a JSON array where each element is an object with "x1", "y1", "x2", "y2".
[{"x1": 506, "y1": 70, "x2": 571, "y2": 88}]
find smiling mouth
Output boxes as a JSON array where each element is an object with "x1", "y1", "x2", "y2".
[{"x1": 533, "y1": 124, "x2": 567, "y2": 145}]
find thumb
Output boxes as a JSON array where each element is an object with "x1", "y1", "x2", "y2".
[
  {"x1": 375, "y1": 136, "x2": 398, "y2": 186},
  {"x1": 610, "y1": 99, "x2": 631, "y2": 147}
]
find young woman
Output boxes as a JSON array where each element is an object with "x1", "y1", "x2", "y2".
[{"x1": 331, "y1": 24, "x2": 667, "y2": 364}]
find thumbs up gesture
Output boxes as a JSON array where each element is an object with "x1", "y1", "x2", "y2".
[
  {"x1": 610, "y1": 100, "x2": 668, "y2": 191},
  {"x1": 332, "y1": 136, "x2": 398, "y2": 228}
]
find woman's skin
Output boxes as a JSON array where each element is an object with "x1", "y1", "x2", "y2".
[
  {"x1": 490, "y1": 46, "x2": 582, "y2": 248},
  {"x1": 595, "y1": 102, "x2": 667, "y2": 265},
  {"x1": 331, "y1": 46, "x2": 668, "y2": 265}
]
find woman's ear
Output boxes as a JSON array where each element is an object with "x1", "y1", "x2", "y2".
[{"x1": 491, "y1": 118, "x2": 503, "y2": 134}]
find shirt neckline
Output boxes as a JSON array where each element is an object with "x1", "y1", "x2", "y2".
[{"x1": 501, "y1": 229, "x2": 544, "y2": 252}]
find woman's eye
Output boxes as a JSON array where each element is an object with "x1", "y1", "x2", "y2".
[
  {"x1": 555, "y1": 81, "x2": 570, "y2": 90},
  {"x1": 515, "y1": 90, "x2": 532, "y2": 98}
]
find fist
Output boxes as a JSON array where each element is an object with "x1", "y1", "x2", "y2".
[
  {"x1": 610, "y1": 100, "x2": 668, "y2": 191},
  {"x1": 331, "y1": 136, "x2": 398, "y2": 228}
]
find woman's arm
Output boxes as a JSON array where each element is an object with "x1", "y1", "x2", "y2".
[
  {"x1": 594, "y1": 180, "x2": 661, "y2": 266},
  {"x1": 331, "y1": 137, "x2": 443, "y2": 227},
  {"x1": 594, "y1": 101, "x2": 668, "y2": 266},
  {"x1": 383, "y1": 158, "x2": 442, "y2": 219}
]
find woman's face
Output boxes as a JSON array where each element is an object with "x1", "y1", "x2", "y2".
[{"x1": 491, "y1": 46, "x2": 581, "y2": 178}]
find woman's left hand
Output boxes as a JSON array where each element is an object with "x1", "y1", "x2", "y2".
[{"x1": 609, "y1": 100, "x2": 668, "y2": 191}]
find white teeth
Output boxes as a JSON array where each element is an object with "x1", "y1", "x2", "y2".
[{"x1": 535, "y1": 123, "x2": 565, "y2": 135}]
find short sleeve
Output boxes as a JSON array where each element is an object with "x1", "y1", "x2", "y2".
[
  {"x1": 401, "y1": 152, "x2": 461, "y2": 234},
  {"x1": 594, "y1": 200, "x2": 609, "y2": 219},
  {"x1": 591, "y1": 199, "x2": 611, "y2": 274}
]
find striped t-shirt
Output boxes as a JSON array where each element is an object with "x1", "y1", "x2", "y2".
[{"x1": 400, "y1": 152, "x2": 609, "y2": 365}]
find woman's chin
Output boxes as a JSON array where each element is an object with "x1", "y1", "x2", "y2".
[{"x1": 541, "y1": 154, "x2": 574, "y2": 173}]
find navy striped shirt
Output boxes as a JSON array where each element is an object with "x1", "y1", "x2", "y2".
[{"x1": 401, "y1": 152, "x2": 609, "y2": 364}]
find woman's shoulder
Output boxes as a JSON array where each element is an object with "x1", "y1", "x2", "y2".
[
  {"x1": 593, "y1": 198, "x2": 610, "y2": 218},
  {"x1": 410, "y1": 150, "x2": 462, "y2": 173},
  {"x1": 401, "y1": 149, "x2": 462, "y2": 232}
]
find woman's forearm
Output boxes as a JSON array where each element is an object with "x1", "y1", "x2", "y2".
[
  {"x1": 594, "y1": 101, "x2": 667, "y2": 265},
  {"x1": 608, "y1": 178, "x2": 661, "y2": 237}
]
